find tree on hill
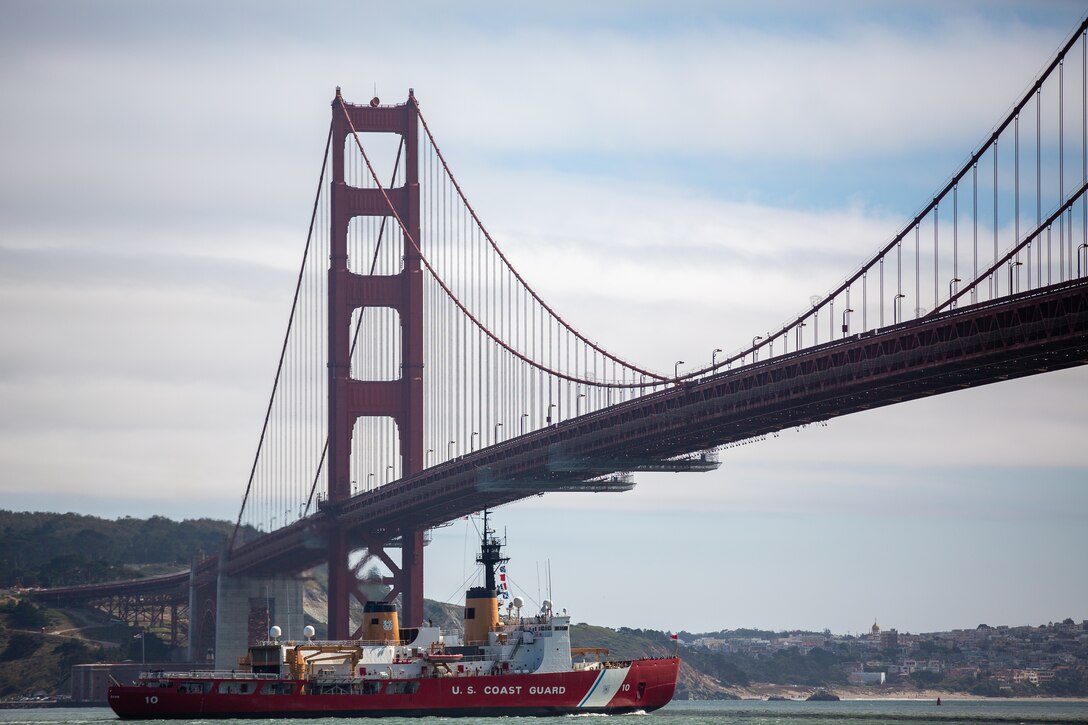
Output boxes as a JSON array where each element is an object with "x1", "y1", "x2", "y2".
[
  {"x1": 0, "y1": 633, "x2": 42, "y2": 662},
  {"x1": 53, "y1": 638, "x2": 103, "y2": 672},
  {"x1": 910, "y1": 670, "x2": 945, "y2": 688},
  {"x1": 4, "y1": 599, "x2": 49, "y2": 628}
]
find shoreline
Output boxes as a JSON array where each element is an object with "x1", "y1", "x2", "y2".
[{"x1": 724, "y1": 684, "x2": 1088, "y2": 703}]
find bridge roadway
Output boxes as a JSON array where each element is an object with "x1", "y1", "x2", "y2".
[{"x1": 35, "y1": 277, "x2": 1088, "y2": 605}]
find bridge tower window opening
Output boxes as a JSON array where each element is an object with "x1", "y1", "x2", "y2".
[
  {"x1": 347, "y1": 215, "x2": 405, "y2": 278},
  {"x1": 343, "y1": 132, "x2": 405, "y2": 194},
  {"x1": 349, "y1": 307, "x2": 402, "y2": 382}
]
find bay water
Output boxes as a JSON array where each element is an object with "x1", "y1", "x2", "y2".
[{"x1": 2, "y1": 699, "x2": 1086, "y2": 725}]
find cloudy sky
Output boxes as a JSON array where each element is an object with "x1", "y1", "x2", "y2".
[{"x1": 2, "y1": 1, "x2": 1086, "y2": 636}]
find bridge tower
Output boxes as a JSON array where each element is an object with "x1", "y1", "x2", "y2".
[{"x1": 327, "y1": 89, "x2": 425, "y2": 639}]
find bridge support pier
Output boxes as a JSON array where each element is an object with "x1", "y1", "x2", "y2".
[
  {"x1": 400, "y1": 528, "x2": 425, "y2": 627},
  {"x1": 213, "y1": 573, "x2": 304, "y2": 670}
]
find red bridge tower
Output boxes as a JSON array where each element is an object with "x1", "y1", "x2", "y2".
[{"x1": 327, "y1": 89, "x2": 425, "y2": 640}]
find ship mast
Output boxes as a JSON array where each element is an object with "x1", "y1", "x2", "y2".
[{"x1": 476, "y1": 509, "x2": 509, "y2": 597}]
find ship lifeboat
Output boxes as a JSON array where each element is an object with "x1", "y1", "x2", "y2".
[{"x1": 423, "y1": 652, "x2": 464, "y2": 663}]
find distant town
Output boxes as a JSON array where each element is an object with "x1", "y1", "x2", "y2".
[{"x1": 675, "y1": 618, "x2": 1088, "y2": 696}]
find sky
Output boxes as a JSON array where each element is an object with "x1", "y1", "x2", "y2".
[{"x1": 1, "y1": 0, "x2": 1086, "y2": 637}]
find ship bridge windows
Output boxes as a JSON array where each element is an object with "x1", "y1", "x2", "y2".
[{"x1": 554, "y1": 625, "x2": 568, "y2": 631}]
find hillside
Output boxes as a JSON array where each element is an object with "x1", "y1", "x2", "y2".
[
  {"x1": 570, "y1": 624, "x2": 734, "y2": 700},
  {"x1": 0, "y1": 596, "x2": 112, "y2": 699},
  {"x1": 0, "y1": 511, "x2": 251, "y2": 587}
]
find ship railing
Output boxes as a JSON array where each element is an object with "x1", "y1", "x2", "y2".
[
  {"x1": 258, "y1": 639, "x2": 400, "y2": 648},
  {"x1": 140, "y1": 670, "x2": 282, "y2": 681}
]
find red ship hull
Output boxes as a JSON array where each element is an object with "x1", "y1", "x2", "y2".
[{"x1": 108, "y1": 658, "x2": 679, "y2": 719}]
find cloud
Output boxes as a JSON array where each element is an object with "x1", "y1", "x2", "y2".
[{"x1": 1, "y1": 0, "x2": 1085, "y2": 633}]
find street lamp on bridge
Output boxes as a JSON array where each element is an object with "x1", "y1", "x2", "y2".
[
  {"x1": 948, "y1": 278, "x2": 961, "y2": 309},
  {"x1": 751, "y1": 336, "x2": 762, "y2": 362},
  {"x1": 674, "y1": 360, "x2": 684, "y2": 380},
  {"x1": 367, "y1": 472, "x2": 374, "y2": 490},
  {"x1": 447, "y1": 440, "x2": 456, "y2": 459},
  {"x1": 471, "y1": 431, "x2": 479, "y2": 452},
  {"x1": 576, "y1": 392, "x2": 586, "y2": 416},
  {"x1": 893, "y1": 293, "x2": 906, "y2": 324},
  {"x1": 426, "y1": 448, "x2": 434, "y2": 466},
  {"x1": 520, "y1": 412, "x2": 529, "y2": 435},
  {"x1": 1008, "y1": 260, "x2": 1023, "y2": 294},
  {"x1": 494, "y1": 422, "x2": 503, "y2": 444},
  {"x1": 712, "y1": 348, "x2": 723, "y2": 367},
  {"x1": 841, "y1": 308, "x2": 853, "y2": 335}
]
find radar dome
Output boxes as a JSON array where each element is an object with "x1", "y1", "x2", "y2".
[
  {"x1": 269, "y1": 625, "x2": 282, "y2": 639},
  {"x1": 303, "y1": 625, "x2": 316, "y2": 639},
  {"x1": 542, "y1": 599, "x2": 552, "y2": 612},
  {"x1": 512, "y1": 597, "x2": 524, "y2": 609}
]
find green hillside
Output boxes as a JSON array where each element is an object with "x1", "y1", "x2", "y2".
[
  {"x1": 0, "y1": 511, "x2": 252, "y2": 587},
  {"x1": 0, "y1": 596, "x2": 111, "y2": 699}
]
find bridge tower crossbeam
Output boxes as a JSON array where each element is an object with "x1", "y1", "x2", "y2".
[{"x1": 327, "y1": 89, "x2": 425, "y2": 639}]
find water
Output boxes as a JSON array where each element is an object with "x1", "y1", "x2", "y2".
[{"x1": 1, "y1": 700, "x2": 1087, "y2": 725}]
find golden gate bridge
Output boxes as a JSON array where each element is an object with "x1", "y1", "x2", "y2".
[{"x1": 35, "y1": 17, "x2": 1088, "y2": 667}]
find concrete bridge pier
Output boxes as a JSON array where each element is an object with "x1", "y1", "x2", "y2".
[
  {"x1": 186, "y1": 568, "x2": 217, "y2": 665},
  {"x1": 212, "y1": 573, "x2": 305, "y2": 670}
]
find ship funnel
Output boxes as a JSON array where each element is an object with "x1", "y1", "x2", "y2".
[
  {"x1": 362, "y1": 602, "x2": 400, "y2": 644},
  {"x1": 464, "y1": 585, "x2": 499, "y2": 644},
  {"x1": 464, "y1": 509, "x2": 508, "y2": 644}
]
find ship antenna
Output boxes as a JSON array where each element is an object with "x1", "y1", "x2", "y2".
[{"x1": 477, "y1": 509, "x2": 509, "y2": 596}]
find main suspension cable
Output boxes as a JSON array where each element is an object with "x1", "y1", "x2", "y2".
[{"x1": 339, "y1": 98, "x2": 667, "y2": 389}]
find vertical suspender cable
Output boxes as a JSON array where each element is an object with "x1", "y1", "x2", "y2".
[{"x1": 230, "y1": 121, "x2": 333, "y2": 551}]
